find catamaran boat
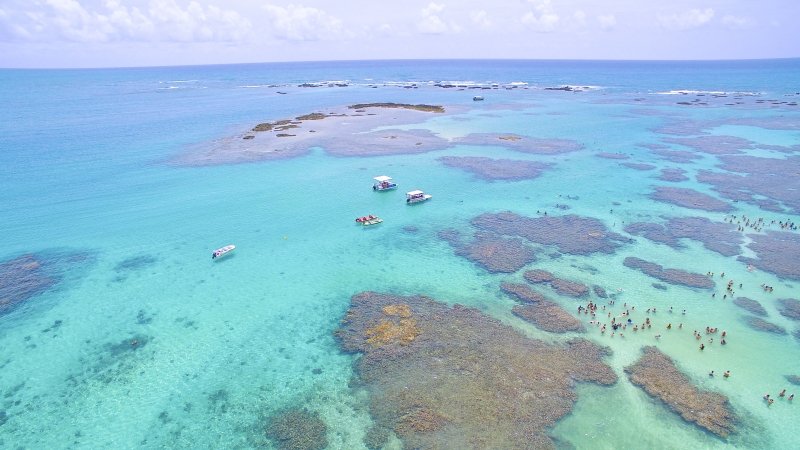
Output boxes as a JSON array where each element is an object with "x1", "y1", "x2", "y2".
[
  {"x1": 406, "y1": 190, "x2": 432, "y2": 204},
  {"x1": 373, "y1": 175, "x2": 397, "y2": 191},
  {"x1": 212, "y1": 244, "x2": 235, "y2": 259}
]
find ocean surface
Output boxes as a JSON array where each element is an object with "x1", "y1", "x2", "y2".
[{"x1": 1, "y1": 59, "x2": 799, "y2": 449}]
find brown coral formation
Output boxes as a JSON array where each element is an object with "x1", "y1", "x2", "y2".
[
  {"x1": 777, "y1": 298, "x2": 800, "y2": 321},
  {"x1": 625, "y1": 346, "x2": 736, "y2": 438},
  {"x1": 623, "y1": 257, "x2": 714, "y2": 289},
  {"x1": 742, "y1": 316, "x2": 786, "y2": 335},
  {"x1": 364, "y1": 304, "x2": 421, "y2": 347},
  {"x1": 438, "y1": 230, "x2": 537, "y2": 273},
  {"x1": 347, "y1": 102, "x2": 445, "y2": 113},
  {"x1": 336, "y1": 292, "x2": 617, "y2": 450},
  {"x1": 471, "y1": 211, "x2": 631, "y2": 255},
  {"x1": 650, "y1": 186, "x2": 732, "y2": 212},
  {"x1": 265, "y1": 408, "x2": 328, "y2": 450},
  {"x1": 438, "y1": 156, "x2": 552, "y2": 181},
  {"x1": 624, "y1": 216, "x2": 741, "y2": 257},
  {"x1": 501, "y1": 282, "x2": 584, "y2": 333},
  {"x1": 732, "y1": 297, "x2": 767, "y2": 317},
  {"x1": 737, "y1": 231, "x2": 800, "y2": 281},
  {"x1": 1, "y1": 252, "x2": 90, "y2": 316},
  {"x1": 523, "y1": 270, "x2": 589, "y2": 297},
  {"x1": 453, "y1": 133, "x2": 584, "y2": 155}
]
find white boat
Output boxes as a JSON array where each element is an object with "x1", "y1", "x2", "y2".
[
  {"x1": 212, "y1": 244, "x2": 235, "y2": 259},
  {"x1": 373, "y1": 175, "x2": 397, "y2": 191},
  {"x1": 406, "y1": 190, "x2": 432, "y2": 204},
  {"x1": 473, "y1": 96, "x2": 484, "y2": 101}
]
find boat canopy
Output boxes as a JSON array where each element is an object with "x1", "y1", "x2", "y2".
[
  {"x1": 374, "y1": 175, "x2": 393, "y2": 182},
  {"x1": 407, "y1": 190, "x2": 423, "y2": 196}
]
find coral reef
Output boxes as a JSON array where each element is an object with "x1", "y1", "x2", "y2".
[
  {"x1": 738, "y1": 231, "x2": 800, "y2": 281},
  {"x1": 471, "y1": 212, "x2": 631, "y2": 255},
  {"x1": 777, "y1": 298, "x2": 800, "y2": 321},
  {"x1": 663, "y1": 135, "x2": 754, "y2": 155},
  {"x1": 625, "y1": 346, "x2": 736, "y2": 438},
  {"x1": 438, "y1": 156, "x2": 552, "y2": 181},
  {"x1": 659, "y1": 168, "x2": 690, "y2": 182},
  {"x1": 650, "y1": 149, "x2": 703, "y2": 163},
  {"x1": 336, "y1": 292, "x2": 616, "y2": 450},
  {"x1": 623, "y1": 257, "x2": 714, "y2": 289},
  {"x1": 596, "y1": 152, "x2": 629, "y2": 160},
  {"x1": 523, "y1": 270, "x2": 589, "y2": 297},
  {"x1": 650, "y1": 186, "x2": 732, "y2": 212},
  {"x1": 265, "y1": 408, "x2": 328, "y2": 450},
  {"x1": 622, "y1": 162, "x2": 657, "y2": 171},
  {"x1": 732, "y1": 297, "x2": 767, "y2": 317},
  {"x1": 439, "y1": 230, "x2": 537, "y2": 273},
  {"x1": 742, "y1": 316, "x2": 786, "y2": 335},
  {"x1": 453, "y1": 133, "x2": 584, "y2": 155},
  {"x1": 501, "y1": 282, "x2": 583, "y2": 333},
  {"x1": 1, "y1": 252, "x2": 91, "y2": 316},
  {"x1": 624, "y1": 216, "x2": 741, "y2": 257}
]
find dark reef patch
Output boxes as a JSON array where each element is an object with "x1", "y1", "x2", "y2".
[
  {"x1": 439, "y1": 229, "x2": 537, "y2": 273},
  {"x1": 697, "y1": 155, "x2": 800, "y2": 214},
  {"x1": 502, "y1": 283, "x2": 584, "y2": 333},
  {"x1": 652, "y1": 283, "x2": 667, "y2": 291},
  {"x1": 438, "y1": 156, "x2": 552, "y2": 181},
  {"x1": 662, "y1": 135, "x2": 754, "y2": 155},
  {"x1": 622, "y1": 162, "x2": 657, "y2": 171},
  {"x1": 625, "y1": 346, "x2": 736, "y2": 438},
  {"x1": 454, "y1": 133, "x2": 584, "y2": 155},
  {"x1": 786, "y1": 375, "x2": 800, "y2": 386},
  {"x1": 1, "y1": 251, "x2": 92, "y2": 317},
  {"x1": 500, "y1": 282, "x2": 548, "y2": 304},
  {"x1": 649, "y1": 186, "x2": 732, "y2": 212},
  {"x1": 732, "y1": 297, "x2": 767, "y2": 317},
  {"x1": 623, "y1": 257, "x2": 714, "y2": 289},
  {"x1": 114, "y1": 255, "x2": 158, "y2": 272},
  {"x1": 523, "y1": 270, "x2": 589, "y2": 297},
  {"x1": 777, "y1": 298, "x2": 800, "y2": 321},
  {"x1": 596, "y1": 152, "x2": 629, "y2": 160},
  {"x1": 659, "y1": 168, "x2": 690, "y2": 182},
  {"x1": 650, "y1": 149, "x2": 703, "y2": 164},
  {"x1": 738, "y1": 231, "x2": 800, "y2": 281},
  {"x1": 265, "y1": 408, "x2": 328, "y2": 450},
  {"x1": 335, "y1": 292, "x2": 616, "y2": 450},
  {"x1": 742, "y1": 316, "x2": 786, "y2": 335},
  {"x1": 471, "y1": 212, "x2": 631, "y2": 255},
  {"x1": 624, "y1": 216, "x2": 741, "y2": 257},
  {"x1": 593, "y1": 285, "x2": 608, "y2": 298}
]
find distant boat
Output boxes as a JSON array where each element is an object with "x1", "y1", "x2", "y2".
[
  {"x1": 212, "y1": 245, "x2": 235, "y2": 260},
  {"x1": 355, "y1": 214, "x2": 383, "y2": 226},
  {"x1": 473, "y1": 96, "x2": 484, "y2": 101},
  {"x1": 406, "y1": 190, "x2": 432, "y2": 204},
  {"x1": 373, "y1": 175, "x2": 397, "y2": 191}
]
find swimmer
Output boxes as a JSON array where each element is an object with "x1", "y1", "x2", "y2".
[
  {"x1": 790, "y1": 394, "x2": 794, "y2": 401},
  {"x1": 764, "y1": 394, "x2": 770, "y2": 400},
  {"x1": 780, "y1": 389, "x2": 786, "y2": 397},
  {"x1": 700, "y1": 344, "x2": 705, "y2": 350},
  {"x1": 723, "y1": 371, "x2": 730, "y2": 378},
  {"x1": 709, "y1": 370, "x2": 714, "y2": 377}
]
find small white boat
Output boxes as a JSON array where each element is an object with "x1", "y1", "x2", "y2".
[
  {"x1": 473, "y1": 96, "x2": 484, "y2": 101},
  {"x1": 212, "y1": 244, "x2": 235, "y2": 260},
  {"x1": 373, "y1": 175, "x2": 397, "y2": 191},
  {"x1": 406, "y1": 190, "x2": 432, "y2": 204}
]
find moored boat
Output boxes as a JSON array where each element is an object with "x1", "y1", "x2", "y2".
[
  {"x1": 373, "y1": 175, "x2": 397, "y2": 191},
  {"x1": 406, "y1": 190, "x2": 432, "y2": 204},
  {"x1": 356, "y1": 215, "x2": 383, "y2": 226},
  {"x1": 212, "y1": 244, "x2": 235, "y2": 259}
]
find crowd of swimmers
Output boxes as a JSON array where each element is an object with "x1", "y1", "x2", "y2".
[
  {"x1": 764, "y1": 391, "x2": 794, "y2": 406},
  {"x1": 723, "y1": 214, "x2": 798, "y2": 233}
]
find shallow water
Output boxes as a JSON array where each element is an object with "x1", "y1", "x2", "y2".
[{"x1": 1, "y1": 60, "x2": 799, "y2": 449}]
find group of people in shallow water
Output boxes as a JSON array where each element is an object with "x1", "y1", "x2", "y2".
[
  {"x1": 764, "y1": 391, "x2": 794, "y2": 406},
  {"x1": 723, "y1": 213, "x2": 798, "y2": 233}
]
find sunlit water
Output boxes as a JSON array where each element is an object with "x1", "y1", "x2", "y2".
[{"x1": 1, "y1": 60, "x2": 799, "y2": 449}]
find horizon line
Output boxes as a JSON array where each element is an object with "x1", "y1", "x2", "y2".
[{"x1": 2, "y1": 56, "x2": 799, "y2": 71}]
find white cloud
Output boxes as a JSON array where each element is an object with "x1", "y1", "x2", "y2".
[
  {"x1": 722, "y1": 14, "x2": 750, "y2": 30},
  {"x1": 418, "y1": 2, "x2": 459, "y2": 34},
  {"x1": 470, "y1": 10, "x2": 492, "y2": 29},
  {"x1": 0, "y1": 0, "x2": 251, "y2": 43},
  {"x1": 658, "y1": 8, "x2": 715, "y2": 30},
  {"x1": 521, "y1": 0, "x2": 559, "y2": 32},
  {"x1": 598, "y1": 14, "x2": 616, "y2": 31},
  {"x1": 263, "y1": 4, "x2": 346, "y2": 41},
  {"x1": 573, "y1": 10, "x2": 587, "y2": 27}
]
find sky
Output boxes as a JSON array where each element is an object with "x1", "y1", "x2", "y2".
[{"x1": 0, "y1": 0, "x2": 798, "y2": 68}]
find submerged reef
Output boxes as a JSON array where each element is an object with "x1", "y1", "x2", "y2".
[
  {"x1": 623, "y1": 257, "x2": 714, "y2": 289},
  {"x1": 777, "y1": 298, "x2": 800, "y2": 321},
  {"x1": 596, "y1": 152, "x2": 629, "y2": 160},
  {"x1": 523, "y1": 270, "x2": 589, "y2": 298},
  {"x1": 335, "y1": 292, "x2": 616, "y2": 450},
  {"x1": 0, "y1": 252, "x2": 91, "y2": 316},
  {"x1": 438, "y1": 156, "x2": 552, "y2": 181},
  {"x1": 625, "y1": 347, "x2": 736, "y2": 438},
  {"x1": 622, "y1": 162, "x2": 657, "y2": 171},
  {"x1": 697, "y1": 155, "x2": 800, "y2": 214},
  {"x1": 650, "y1": 186, "x2": 732, "y2": 212},
  {"x1": 732, "y1": 297, "x2": 767, "y2": 317},
  {"x1": 738, "y1": 231, "x2": 800, "y2": 281},
  {"x1": 265, "y1": 408, "x2": 328, "y2": 450},
  {"x1": 438, "y1": 230, "x2": 537, "y2": 273},
  {"x1": 650, "y1": 148, "x2": 703, "y2": 164},
  {"x1": 624, "y1": 216, "x2": 741, "y2": 257},
  {"x1": 659, "y1": 168, "x2": 690, "y2": 182},
  {"x1": 453, "y1": 133, "x2": 584, "y2": 155},
  {"x1": 471, "y1": 212, "x2": 631, "y2": 256},
  {"x1": 663, "y1": 135, "x2": 754, "y2": 155},
  {"x1": 742, "y1": 316, "x2": 787, "y2": 335},
  {"x1": 173, "y1": 103, "x2": 451, "y2": 166},
  {"x1": 501, "y1": 283, "x2": 584, "y2": 333}
]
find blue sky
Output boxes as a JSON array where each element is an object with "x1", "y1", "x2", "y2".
[{"x1": 0, "y1": 0, "x2": 798, "y2": 68}]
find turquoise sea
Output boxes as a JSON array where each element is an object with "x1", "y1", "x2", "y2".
[{"x1": 1, "y1": 59, "x2": 800, "y2": 449}]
